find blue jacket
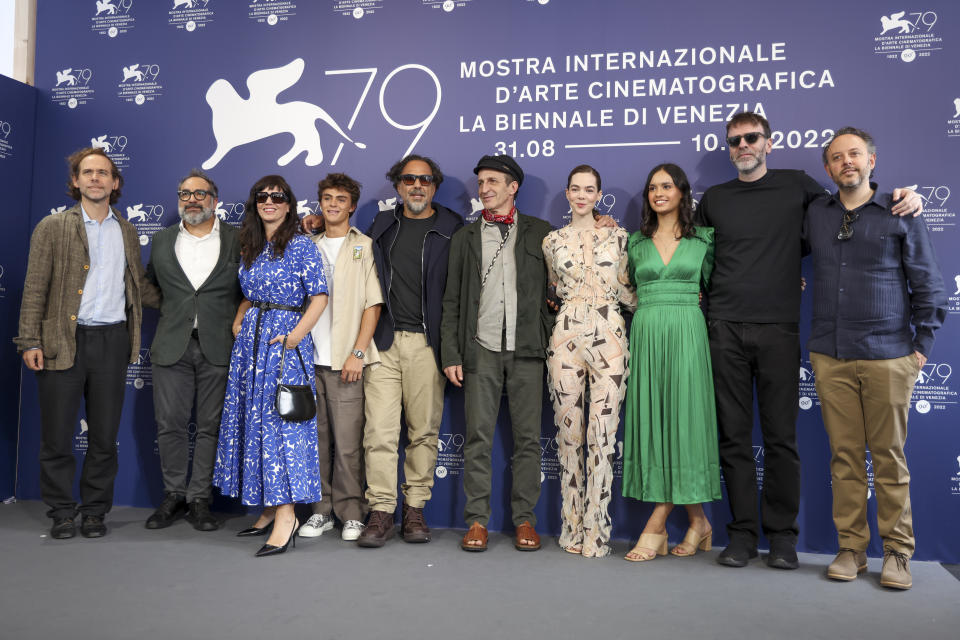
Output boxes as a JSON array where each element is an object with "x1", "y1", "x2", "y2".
[{"x1": 367, "y1": 202, "x2": 464, "y2": 369}]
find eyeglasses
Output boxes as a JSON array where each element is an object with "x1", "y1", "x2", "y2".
[
  {"x1": 837, "y1": 209, "x2": 859, "y2": 241},
  {"x1": 399, "y1": 174, "x2": 436, "y2": 186},
  {"x1": 255, "y1": 191, "x2": 290, "y2": 204},
  {"x1": 725, "y1": 132, "x2": 766, "y2": 147},
  {"x1": 177, "y1": 189, "x2": 213, "y2": 201}
]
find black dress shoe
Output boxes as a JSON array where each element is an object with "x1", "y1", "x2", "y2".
[
  {"x1": 237, "y1": 521, "x2": 274, "y2": 537},
  {"x1": 255, "y1": 520, "x2": 298, "y2": 557},
  {"x1": 145, "y1": 493, "x2": 187, "y2": 529},
  {"x1": 767, "y1": 536, "x2": 799, "y2": 570},
  {"x1": 80, "y1": 515, "x2": 107, "y2": 538},
  {"x1": 185, "y1": 499, "x2": 220, "y2": 532},
  {"x1": 717, "y1": 538, "x2": 758, "y2": 567},
  {"x1": 50, "y1": 517, "x2": 76, "y2": 540}
]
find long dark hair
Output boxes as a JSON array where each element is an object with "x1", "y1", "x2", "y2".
[
  {"x1": 239, "y1": 175, "x2": 300, "y2": 269},
  {"x1": 639, "y1": 163, "x2": 696, "y2": 239}
]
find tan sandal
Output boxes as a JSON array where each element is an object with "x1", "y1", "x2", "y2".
[
  {"x1": 671, "y1": 528, "x2": 712, "y2": 557},
  {"x1": 461, "y1": 521, "x2": 488, "y2": 552},
  {"x1": 625, "y1": 533, "x2": 668, "y2": 562}
]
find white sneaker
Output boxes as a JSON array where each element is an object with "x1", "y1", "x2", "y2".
[
  {"x1": 342, "y1": 520, "x2": 364, "y2": 541},
  {"x1": 298, "y1": 514, "x2": 333, "y2": 538}
]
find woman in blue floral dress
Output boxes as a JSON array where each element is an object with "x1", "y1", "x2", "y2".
[{"x1": 213, "y1": 175, "x2": 328, "y2": 557}]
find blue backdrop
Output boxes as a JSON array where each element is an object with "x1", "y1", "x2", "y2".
[
  {"x1": 10, "y1": 0, "x2": 960, "y2": 562},
  {"x1": 0, "y1": 74, "x2": 37, "y2": 501}
]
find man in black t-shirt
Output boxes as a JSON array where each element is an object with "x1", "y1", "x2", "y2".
[
  {"x1": 353, "y1": 156, "x2": 463, "y2": 547},
  {"x1": 698, "y1": 112, "x2": 919, "y2": 570}
]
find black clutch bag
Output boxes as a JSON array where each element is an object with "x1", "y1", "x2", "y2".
[{"x1": 275, "y1": 336, "x2": 316, "y2": 422}]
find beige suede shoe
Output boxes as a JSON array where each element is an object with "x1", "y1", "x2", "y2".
[
  {"x1": 826, "y1": 548, "x2": 868, "y2": 581},
  {"x1": 880, "y1": 547, "x2": 912, "y2": 590}
]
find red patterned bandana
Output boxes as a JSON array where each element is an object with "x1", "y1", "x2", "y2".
[{"x1": 481, "y1": 206, "x2": 516, "y2": 225}]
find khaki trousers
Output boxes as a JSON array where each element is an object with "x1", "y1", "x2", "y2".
[
  {"x1": 810, "y1": 352, "x2": 918, "y2": 556},
  {"x1": 312, "y1": 366, "x2": 367, "y2": 522},
  {"x1": 363, "y1": 332, "x2": 445, "y2": 512}
]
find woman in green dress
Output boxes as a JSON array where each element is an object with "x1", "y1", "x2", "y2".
[{"x1": 622, "y1": 163, "x2": 721, "y2": 562}]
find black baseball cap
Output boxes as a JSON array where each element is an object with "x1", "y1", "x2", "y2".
[{"x1": 473, "y1": 154, "x2": 524, "y2": 187}]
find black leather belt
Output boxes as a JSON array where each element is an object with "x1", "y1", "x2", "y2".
[{"x1": 249, "y1": 298, "x2": 306, "y2": 372}]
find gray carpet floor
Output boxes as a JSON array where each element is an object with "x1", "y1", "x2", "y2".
[{"x1": 1, "y1": 500, "x2": 958, "y2": 640}]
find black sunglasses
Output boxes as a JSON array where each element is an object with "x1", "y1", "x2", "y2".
[
  {"x1": 725, "y1": 132, "x2": 766, "y2": 147},
  {"x1": 177, "y1": 189, "x2": 213, "y2": 201},
  {"x1": 837, "y1": 209, "x2": 859, "y2": 241},
  {"x1": 255, "y1": 191, "x2": 290, "y2": 204},
  {"x1": 399, "y1": 174, "x2": 436, "y2": 186}
]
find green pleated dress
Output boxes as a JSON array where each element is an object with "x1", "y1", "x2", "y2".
[{"x1": 621, "y1": 226, "x2": 722, "y2": 504}]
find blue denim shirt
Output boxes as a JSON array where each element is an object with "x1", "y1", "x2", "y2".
[{"x1": 805, "y1": 186, "x2": 947, "y2": 359}]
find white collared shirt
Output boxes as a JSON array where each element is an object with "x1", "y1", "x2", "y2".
[{"x1": 175, "y1": 216, "x2": 221, "y2": 327}]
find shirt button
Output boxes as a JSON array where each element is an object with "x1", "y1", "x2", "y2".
[
  {"x1": 839, "y1": 288, "x2": 844, "y2": 292},
  {"x1": 841, "y1": 262, "x2": 846, "y2": 266},
  {"x1": 70, "y1": 315, "x2": 77, "y2": 321},
  {"x1": 83, "y1": 264, "x2": 90, "y2": 270},
  {"x1": 78, "y1": 289, "x2": 83, "y2": 294}
]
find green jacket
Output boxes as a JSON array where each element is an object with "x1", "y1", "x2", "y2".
[
  {"x1": 440, "y1": 212, "x2": 553, "y2": 372},
  {"x1": 15, "y1": 204, "x2": 159, "y2": 370},
  {"x1": 145, "y1": 221, "x2": 242, "y2": 367}
]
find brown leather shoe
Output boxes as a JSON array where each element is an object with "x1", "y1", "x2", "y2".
[
  {"x1": 827, "y1": 548, "x2": 867, "y2": 581},
  {"x1": 461, "y1": 521, "x2": 488, "y2": 552},
  {"x1": 401, "y1": 503, "x2": 431, "y2": 543},
  {"x1": 514, "y1": 520, "x2": 540, "y2": 551},
  {"x1": 356, "y1": 510, "x2": 395, "y2": 548}
]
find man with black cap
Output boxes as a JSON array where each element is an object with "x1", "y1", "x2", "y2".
[{"x1": 441, "y1": 154, "x2": 553, "y2": 552}]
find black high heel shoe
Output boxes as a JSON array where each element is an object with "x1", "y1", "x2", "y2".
[
  {"x1": 236, "y1": 520, "x2": 274, "y2": 537},
  {"x1": 255, "y1": 519, "x2": 298, "y2": 557}
]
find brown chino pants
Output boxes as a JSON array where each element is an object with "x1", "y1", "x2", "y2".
[{"x1": 810, "y1": 352, "x2": 919, "y2": 556}]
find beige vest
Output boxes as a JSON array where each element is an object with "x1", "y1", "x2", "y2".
[{"x1": 476, "y1": 220, "x2": 518, "y2": 352}]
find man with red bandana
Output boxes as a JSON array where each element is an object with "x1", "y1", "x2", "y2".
[{"x1": 441, "y1": 154, "x2": 553, "y2": 552}]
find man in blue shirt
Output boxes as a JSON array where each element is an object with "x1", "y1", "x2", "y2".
[
  {"x1": 806, "y1": 127, "x2": 947, "y2": 590},
  {"x1": 15, "y1": 148, "x2": 158, "y2": 539}
]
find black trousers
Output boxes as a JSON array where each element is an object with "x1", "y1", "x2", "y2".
[
  {"x1": 152, "y1": 334, "x2": 228, "y2": 502},
  {"x1": 708, "y1": 320, "x2": 800, "y2": 544},
  {"x1": 36, "y1": 323, "x2": 129, "y2": 520}
]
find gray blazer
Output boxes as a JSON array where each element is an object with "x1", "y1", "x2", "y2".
[{"x1": 145, "y1": 221, "x2": 242, "y2": 367}]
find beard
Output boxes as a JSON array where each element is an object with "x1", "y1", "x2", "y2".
[
  {"x1": 179, "y1": 203, "x2": 214, "y2": 226},
  {"x1": 732, "y1": 150, "x2": 765, "y2": 175},
  {"x1": 833, "y1": 166, "x2": 870, "y2": 191},
  {"x1": 404, "y1": 189, "x2": 430, "y2": 214}
]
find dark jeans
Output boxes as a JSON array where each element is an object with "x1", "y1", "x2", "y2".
[
  {"x1": 462, "y1": 347, "x2": 544, "y2": 527},
  {"x1": 152, "y1": 335, "x2": 228, "y2": 502},
  {"x1": 36, "y1": 323, "x2": 129, "y2": 520},
  {"x1": 708, "y1": 320, "x2": 800, "y2": 544}
]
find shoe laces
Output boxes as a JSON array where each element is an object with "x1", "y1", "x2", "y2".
[
  {"x1": 404, "y1": 506, "x2": 426, "y2": 529},
  {"x1": 884, "y1": 546, "x2": 909, "y2": 571},
  {"x1": 304, "y1": 514, "x2": 324, "y2": 529},
  {"x1": 343, "y1": 520, "x2": 363, "y2": 532},
  {"x1": 366, "y1": 511, "x2": 390, "y2": 529}
]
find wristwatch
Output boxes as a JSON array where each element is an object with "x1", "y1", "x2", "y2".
[{"x1": 352, "y1": 349, "x2": 365, "y2": 360}]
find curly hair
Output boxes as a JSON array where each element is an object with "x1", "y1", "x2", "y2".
[
  {"x1": 239, "y1": 175, "x2": 301, "y2": 269},
  {"x1": 317, "y1": 172, "x2": 362, "y2": 209},
  {"x1": 639, "y1": 163, "x2": 696, "y2": 240},
  {"x1": 66, "y1": 147, "x2": 123, "y2": 204},
  {"x1": 385, "y1": 154, "x2": 444, "y2": 188}
]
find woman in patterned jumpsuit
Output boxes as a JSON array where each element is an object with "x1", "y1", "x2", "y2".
[{"x1": 543, "y1": 165, "x2": 637, "y2": 557}]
